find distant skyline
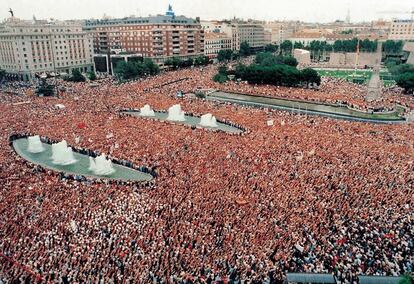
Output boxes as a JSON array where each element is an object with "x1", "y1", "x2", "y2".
[{"x1": 0, "y1": 0, "x2": 413, "y2": 23}]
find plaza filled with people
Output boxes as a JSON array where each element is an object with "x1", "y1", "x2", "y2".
[{"x1": 0, "y1": 65, "x2": 413, "y2": 283}]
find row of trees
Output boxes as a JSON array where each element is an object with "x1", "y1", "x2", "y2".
[
  {"x1": 233, "y1": 64, "x2": 320, "y2": 87},
  {"x1": 266, "y1": 39, "x2": 404, "y2": 56},
  {"x1": 164, "y1": 55, "x2": 210, "y2": 69},
  {"x1": 114, "y1": 58, "x2": 160, "y2": 80},
  {"x1": 214, "y1": 52, "x2": 321, "y2": 87}
]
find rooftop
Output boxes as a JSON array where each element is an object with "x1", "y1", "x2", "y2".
[
  {"x1": 84, "y1": 15, "x2": 199, "y2": 27},
  {"x1": 204, "y1": 32, "x2": 231, "y2": 40}
]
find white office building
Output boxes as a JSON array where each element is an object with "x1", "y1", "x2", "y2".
[{"x1": 0, "y1": 17, "x2": 94, "y2": 81}]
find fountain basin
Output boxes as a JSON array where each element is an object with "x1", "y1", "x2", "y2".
[
  {"x1": 122, "y1": 110, "x2": 243, "y2": 134},
  {"x1": 12, "y1": 137, "x2": 153, "y2": 182}
]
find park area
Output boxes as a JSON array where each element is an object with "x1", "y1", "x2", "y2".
[{"x1": 316, "y1": 68, "x2": 396, "y2": 86}]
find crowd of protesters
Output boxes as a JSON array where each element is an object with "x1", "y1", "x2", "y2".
[{"x1": 0, "y1": 65, "x2": 413, "y2": 283}]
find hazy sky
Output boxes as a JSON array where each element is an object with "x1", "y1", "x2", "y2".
[{"x1": 0, "y1": 0, "x2": 412, "y2": 23}]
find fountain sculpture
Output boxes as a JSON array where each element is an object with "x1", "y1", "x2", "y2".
[
  {"x1": 27, "y1": 135, "x2": 45, "y2": 153},
  {"x1": 199, "y1": 113, "x2": 218, "y2": 128},
  {"x1": 89, "y1": 154, "x2": 115, "y2": 176},
  {"x1": 139, "y1": 104, "x2": 155, "y2": 117},
  {"x1": 167, "y1": 104, "x2": 186, "y2": 121},
  {"x1": 51, "y1": 140, "x2": 77, "y2": 165}
]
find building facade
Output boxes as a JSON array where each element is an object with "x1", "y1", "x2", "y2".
[
  {"x1": 234, "y1": 22, "x2": 265, "y2": 51},
  {"x1": 204, "y1": 32, "x2": 232, "y2": 58},
  {"x1": 389, "y1": 19, "x2": 414, "y2": 40},
  {"x1": 0, "y1": 18, "x2": 94, "y2": 81},
  {"x1": 84, "y1": 6, "x2": 204, "y2": 66},
  {"x1": 264, "y1": 22, "x2": 297, "y2": 44},
  {"x1": 201, "y1": 20, "x2": 266, "y2": 52}
]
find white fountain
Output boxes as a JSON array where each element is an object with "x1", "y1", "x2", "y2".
[
  {"x1": 88, "y1": 157, "x2": 97, "y2": 172},
  {"x1": 27, "y1": 135, "x2": 45, "y2": 153},
  {"x1": 89, "y1": 154, "x2": 115, "y2": 176},
  {"x1": 199, "y1": 113, "x2": 218, "y2": 128},
  {"x1": 139, "y1": 104, "x2": 155, "y2": 117},
  {"x1": 51, "y1": 140, "x2": 77, "y2": 165},
  {"x1": 167, "y1": 104, "x2": 186, "y2": 121}
]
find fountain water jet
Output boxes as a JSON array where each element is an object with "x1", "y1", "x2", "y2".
[
  {"x1": 139, "y1": 104, "x2": 155, "y2": 117},
  {"x1": 51, "y1": 140, "x2": 77, "y2": 165},
  {"x1": 88, "y1": 157, "x2": 97, "y2": 172},
  {"x1": 167, "y1": 104, "x2": 186, "y2": 121},
  {"x1": 199, "y1": 113, "x2": 218, "y2": 128},
  {"x1": 89, "y1": 154, "x2": 115, "y2": 176},
  {"x1": 27, "y1": 135, "x2": 45, "y2": 153}
]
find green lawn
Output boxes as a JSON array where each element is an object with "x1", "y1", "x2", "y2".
[{"x1": 316, "y1": 69, "x2": 396, "y2": 86}]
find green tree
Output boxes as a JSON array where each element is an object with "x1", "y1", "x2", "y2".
[
  {"x1": 389, "y1": 64, "x2": 414, "y2": 76},
  {"x1": 179, "y1": 58, "x2": 194, "y2": 68},
  {"x1": 70, "y1": 69, "x2": 86, "y2": 82},
  {"x1": 294, "y1": 41, "x2": 305, "y2": 49},
  {"x1": 114, "y1": 61, "x2": 138, "y2": 80},
  {"x1": 143, "y1": 58, "x2": 160, "y2": 75},
  {"x1": 217, "y1": 49, "x2": 234, "y2": 62},
  {"x1": 255, "y1": 52, "x2": 276, "y2": 65},
  {"x1": 281, "y1": 56, "x2": 298, "y2": 67},
  {"x1": 113, "y1": 59, "x2": 160, "y2": 80},
  {"x1": 301, "y1": 68, "x2": 321, "y2": 86},
  {"x1": 0, "y1": 69, "x2": 5, "y2": 81},
  {"x1": 213, "y1": 73, "x2": 228, "y2": 83},
  {"x1": 280, "y1": 40, "x2": 293, "y2": 55},
  {"x1": 165, "y1": 57, "x2": 183, "y2": 69},
  {"x1": 395, "y1": 71, "x2": 414, "y2": 93},
  {"x1": 218, "y1": 65, "x2": 228, "y2": 75},
  {"x1": 264, "y1": 44, "x2": 278, "y2": 53},
  {"x1": 240, "y1": 41, "x2": 251, "y2": 57},
  {"x1": 383, "y1": 40, "x2": 404, "y2": 54},
  {"x1": 88, "y1": 71, "x2": 97, "y2": 81},
  {"x1": 194, "y1": 55, "x2": 210, "y2": 66}
]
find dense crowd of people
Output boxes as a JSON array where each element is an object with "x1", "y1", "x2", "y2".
[{"x1": 0, "y1": 65, "x2": 413, "y2": 283}]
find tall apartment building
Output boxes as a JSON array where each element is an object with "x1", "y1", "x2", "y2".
[
  {"x1": 202, "y1": 20, "x2": 266, "y2": 52},
  {"x1": 389, "y1": 18, "x2": 414, "y2": 40},
  {"x1": 83, "y1": 6, "x2": 204, "y2": 66},
  {"x1": 0, "y1": 17, "x2": 94, "y2": 81},
  {"x1": 204, "y1": 32, "x2": 232, "y2": 58},
  {"x1": 264, "y1": 22, "x2": 297, "y2": 44},
  {"x1": 234, "y1": 22, "x2": 265, "y2": 51}
]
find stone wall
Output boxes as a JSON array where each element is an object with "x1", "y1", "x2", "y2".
[
  {"x1": 293, "y1": 49, "x2": 311, "y2": 65},
  {"x1": 328, "y1": 52, "x2": 378, "y2": 68}
]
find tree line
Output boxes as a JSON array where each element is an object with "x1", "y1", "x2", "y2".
[
  {"x1": 214, "y1": 52, "x2": 321, "y2": 87},
  {"x1": 164, "y1": 55, "x2": 210, "y2": 69},
  {"x1": 114, "y1": 58, "x2": 160, "y2": 80},
  {"x1": 239, "y1": 39, "x2": 404, "y2": 56}
]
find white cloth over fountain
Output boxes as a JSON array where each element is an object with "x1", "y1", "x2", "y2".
[
  {"x1": 51, "y1": 140, "x2": 77, "y2": 165},
  {"x1": 89, "y1": 154, "x2": 115, "y2": 176},
  {"x1": 139, "y1": 104, "x2": 155, "y2": 117},
  {"x1": 199, "y1": 113, "x2": 218, "y2": 128},
  {"x1": 27, "y1": 135, "x2": 45, "y2": 153},
  {"x1": 167, "y1": 104, "x2": 186, "y2": 121}
]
